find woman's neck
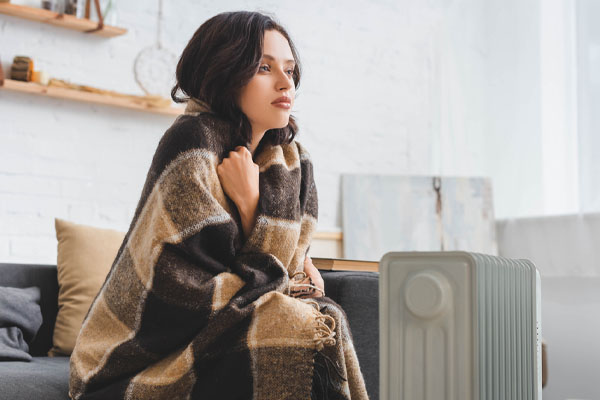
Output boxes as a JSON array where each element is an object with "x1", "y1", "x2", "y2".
[{"x1": 249, "y1": 131, "x2": 266, "y2": 156}]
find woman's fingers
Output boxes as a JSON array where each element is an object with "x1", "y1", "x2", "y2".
[
  {"x1": 302, "y1": 257, "x2": 325, "y2": 298},
  {"x1": 223, "y1": 147, "x2": 252, "y2": 165},
  {"x1": 217, "y1": 146, "x2": 259, "y2": 210},
  {"x1": 233, "y1": 146, "x2": 250, "y2": 155}
]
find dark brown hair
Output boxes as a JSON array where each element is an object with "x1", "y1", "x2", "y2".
[{"x1": 171, "y1": 11, "x2": 302, "y2": 146}]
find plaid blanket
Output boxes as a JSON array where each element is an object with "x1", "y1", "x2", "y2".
[{"x1": 69, "y1": 99, "x2": 369, "y2": 399}]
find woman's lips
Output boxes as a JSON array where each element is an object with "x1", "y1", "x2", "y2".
[
  {"x1": 272, "y1": 102, "x2": 291, "y2": 109},
  {"x1": 272, "y1": 101, "x2": 292, "y2": 109}
]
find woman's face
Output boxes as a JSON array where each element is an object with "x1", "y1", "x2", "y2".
[{"x1": 237, "y1": 30, "x2": 296, "y2": 135}]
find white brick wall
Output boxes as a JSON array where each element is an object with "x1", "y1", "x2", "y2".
[{"x1": 1, "y1": 0, "x2": 549, "y2": 264}]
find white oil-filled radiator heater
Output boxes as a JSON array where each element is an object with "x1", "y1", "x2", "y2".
[{"x1": 380, "y1": 251, "x2": 542, "y2": 400}]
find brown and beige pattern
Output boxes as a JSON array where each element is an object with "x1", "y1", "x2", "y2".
[{"x1": 69, "y1": 98, "x2": 369, "y2": 399}]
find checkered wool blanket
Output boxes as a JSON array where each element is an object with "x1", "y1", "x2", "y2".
[{"x1": 69, "y1": 99, "x2": 369, "y2": 399}]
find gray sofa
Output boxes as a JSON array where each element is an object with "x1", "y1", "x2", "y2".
[{"x1": 0, "y1": 262, "x2": 379, "y2": 400}]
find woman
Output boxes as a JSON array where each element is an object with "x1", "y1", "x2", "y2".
[{"x1": 69, "y1": 11, "x2": 369, "y2": 400}]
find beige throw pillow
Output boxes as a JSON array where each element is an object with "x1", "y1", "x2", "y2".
[{"x1": 50, "y1": 217, "x2": 125, "y2": 357}]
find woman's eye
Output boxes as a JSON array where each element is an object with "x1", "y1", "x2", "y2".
[{"x1": 258, "y1": 65, "x2": 294, "y2": 76}]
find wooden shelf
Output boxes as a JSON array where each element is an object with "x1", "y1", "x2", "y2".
[
  {"x1": 0, "y1": 2, "x2": 127, "y2": 37},
  {"x1": 0, "y1": 79, "x2": 184, "y2": 116}
]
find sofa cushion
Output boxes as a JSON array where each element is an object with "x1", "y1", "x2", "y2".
[
  {"x1": 321, "y1": 270, "x2": 379, "y2": 400},
  {"x1": 0, "y1": 263, "x2": 59, "y2": 357},
  {"x1": 0, "y1": 286, "x2": 43, "y2": 361},
  {"x1": 51, "y1": 218, "x2": 125, "y2": 356},
  {"x1": 0, "y1": 356, "x2": 69, "y2": 399}
]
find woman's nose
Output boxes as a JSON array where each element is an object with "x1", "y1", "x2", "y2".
[{"x1": 276, "y1": 69, "x2": 292, "y2": 90}]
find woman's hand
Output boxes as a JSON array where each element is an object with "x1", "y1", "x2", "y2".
[
  {"x1": 302, "y1": 255, "x2": 325, "y2": 298},
  {"x1": 217, "y1": 146, "x2": 259, "y2": 208},
  {"x1": 217, "y1": 146, "x2": 260, "y2": 238}
]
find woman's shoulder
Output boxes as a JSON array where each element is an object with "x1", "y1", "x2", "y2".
[
  {"x1": 170, "y1": 112, "x2": 231, "y2": 142},
  {"x1": 158, "y1": 112, "x2": 234, "y2": 156},
  {"x1": 291, "y1": 140, "x2": 314, "y2": 164}
]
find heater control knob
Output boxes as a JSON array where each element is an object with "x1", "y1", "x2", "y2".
[{"x1": 404, "y1": 271, "x2": 450, "y2": 319}]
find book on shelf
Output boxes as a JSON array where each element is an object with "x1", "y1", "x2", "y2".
[{"x1": 311, "y1": 257, "x2": 378, "y2": 272}]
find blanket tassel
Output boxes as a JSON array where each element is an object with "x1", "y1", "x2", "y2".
[
  {"x1": 311, "y1": 349, "x2": 347, "y2": 399},
  {"x1": 310, "y1": 308, "x2": 347, "y2": 400},
  {"x1": 297, "y1": 287, "x2": 348, "y2": 399}
]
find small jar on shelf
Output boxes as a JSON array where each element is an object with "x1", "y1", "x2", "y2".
[
  {"x1": 41, "y1": 0, "x2": 61, "y2": 12},
  {"x1": 63, "y1": 0, "x2": 78, "y2": 15}
]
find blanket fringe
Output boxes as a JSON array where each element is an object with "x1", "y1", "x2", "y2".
[
  {"x1": 301, "y1": 298, "x2": 337, "y2": 350},
  {"x1": 288, "y1": 272, "x2": 347, "y2": 398},
  {"x1": 314, "y1": 313, "x2": 337, "y2": 349},
  {"x1": 311, "y1": 349, "x2": 348, "y2": 400},
  {"x1": 288, "y1": 270, "x2": 325, "y2": 297}
]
